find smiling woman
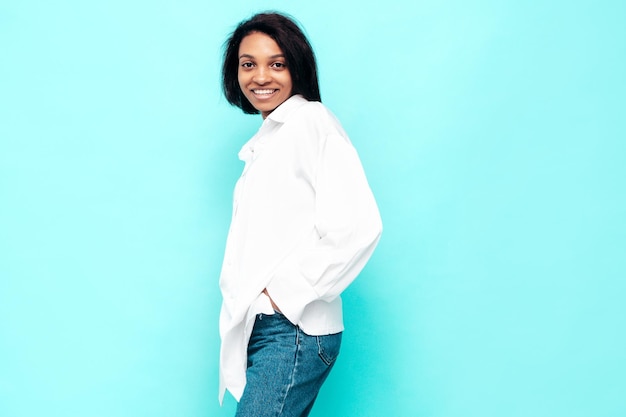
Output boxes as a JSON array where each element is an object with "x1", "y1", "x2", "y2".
[{"x1": 218, "y1": 12, "x2": 382, "y2": 417}]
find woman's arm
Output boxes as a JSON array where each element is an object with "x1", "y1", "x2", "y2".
[{"x1": 264, "y1": 132, "x2": 382, "y2": 324}]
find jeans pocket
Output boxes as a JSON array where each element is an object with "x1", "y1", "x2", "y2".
[{"x1": 316, "y1": 332, "x2": 342, "y2": 366}]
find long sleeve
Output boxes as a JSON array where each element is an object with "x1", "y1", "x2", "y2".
[{"x1": 265, "y1": 132, "x2": 382, "y2": 326}]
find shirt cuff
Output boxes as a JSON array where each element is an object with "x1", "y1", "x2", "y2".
[{"x1": 265, "y1": 264, "x2": 320, "y2": 326}]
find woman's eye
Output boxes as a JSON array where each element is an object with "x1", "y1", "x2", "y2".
[
  {"x1": 272, "y1": 62, "x2": 286, "y2": 69},
  {"x1": 241, "y1": 62, "x2": 254, "y2": 68}
]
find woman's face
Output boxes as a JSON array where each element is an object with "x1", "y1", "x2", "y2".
[{"x1": 238, "y1": 32, "x2": 293, "y2": 118}]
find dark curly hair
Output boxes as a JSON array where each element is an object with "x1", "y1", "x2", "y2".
[{"x1": 222, "y1": 12, "x2": 321, "y2": 114}]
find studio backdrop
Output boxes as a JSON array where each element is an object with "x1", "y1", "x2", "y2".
[{"x1": 1, "y1": 1, "x2": 624, "y2": 416}]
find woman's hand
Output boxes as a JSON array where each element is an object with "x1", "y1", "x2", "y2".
[{"x1": 262, "y1": 288, "x2": 282, "y2": 313}]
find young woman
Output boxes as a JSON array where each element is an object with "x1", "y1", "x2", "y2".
[{"x1": 219, "y1": 12, "x2": 382, "y2": 417}]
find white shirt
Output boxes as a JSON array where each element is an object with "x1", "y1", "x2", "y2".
[{"x1": 218, "y1": 95, "x2": 382, "y2": 403}]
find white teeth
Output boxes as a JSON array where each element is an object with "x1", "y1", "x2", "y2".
[{"x1": 253, "y1": 89, "x2": 276, "y2": 95}]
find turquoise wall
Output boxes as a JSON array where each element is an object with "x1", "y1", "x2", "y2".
[{"x1": 1, "y1": 1, "x2": 625, "y2": 416}]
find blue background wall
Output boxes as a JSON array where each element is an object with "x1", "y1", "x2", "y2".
[{"x1": 1, "y1": 1, "x2": 625, "y2": 416}]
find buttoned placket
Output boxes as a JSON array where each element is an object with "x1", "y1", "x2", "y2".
[{"x1": 224, "y1": 122, "x2": 272, "y2": 271}]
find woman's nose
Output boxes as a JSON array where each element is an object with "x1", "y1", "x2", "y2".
[{"x1": 252, "y1": 67, "x2": 270, "y2": 84}]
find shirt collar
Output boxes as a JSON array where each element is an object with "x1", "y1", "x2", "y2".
[
  {"x1": 265, "y1": 94, "x2": 309, "y2": 124},
  {"x1": 238, "y1": 95, "x2": 309, "y2": 163}
]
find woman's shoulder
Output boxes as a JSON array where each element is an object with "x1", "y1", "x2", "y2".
[
  {"x1": 297, "y1": 99, "x2": 332, "y2": 118},
  {"x1": 290, "y1": 99, "x2": 345, "y2": 135}
]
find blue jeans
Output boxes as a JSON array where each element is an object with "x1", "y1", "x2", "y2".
[{"x1": 235, "y1": 311, "x2": 342, "y2": 417}]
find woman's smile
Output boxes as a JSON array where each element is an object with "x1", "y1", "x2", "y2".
[{"x1": 252, "y1": 88, "x2": 279, "y2": 97}]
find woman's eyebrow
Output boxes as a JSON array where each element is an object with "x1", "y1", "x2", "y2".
[{"x1": 238, "y1": 53, "x2": 285, "y2": 60}]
